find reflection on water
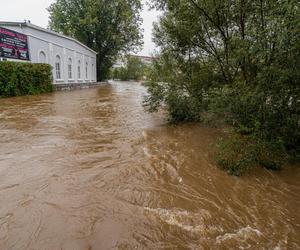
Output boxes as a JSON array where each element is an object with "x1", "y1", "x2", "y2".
[{"x1": 0, "y1": 81, "x2": 299, "y2": 249}]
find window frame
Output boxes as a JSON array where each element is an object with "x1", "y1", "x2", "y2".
[
  {"x1": 55, "y1": 55, "x2": 62, "y2": 80},
  {"x1": 92, "y1": 63, "x2": 94, "y2": 81},
  {"x1": 38, "y1": 50, "x2": 47, "y2": 64},
  {"x1": 77, "y1": 60, "x2": 82, "y2": 80},
  {"x1": 85, "y1": 61, "x2": 89, "y2": 80},
  {"x1": 67, "y1": 57, "x2": 73, "y2": 80}
]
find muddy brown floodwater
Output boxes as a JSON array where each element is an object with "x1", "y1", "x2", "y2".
[{"x1": 0, "y1": 81, "x2": 299, "y2": 250}]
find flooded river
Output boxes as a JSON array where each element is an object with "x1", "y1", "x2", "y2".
[{"x1": 0, "y1": 81, "x2": 299, "y2": 249}]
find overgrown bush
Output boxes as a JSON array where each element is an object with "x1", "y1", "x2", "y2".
[
  {"x1": 216, "y1": 133, "x2": 288, "y2": 176},
  {"x1": 216, "y1": 134, "x2": 259, "y2": 176},
  {"x1": 0, "y1": 61, "x2": 53, "y2": 97},
  {"x1": 144, "y1": 0, "x2": 300, "y2": 175}
]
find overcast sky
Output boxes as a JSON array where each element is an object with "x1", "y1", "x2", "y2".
[{"x1": 0, "y1": 0, "x2": 160, "y2": 56}]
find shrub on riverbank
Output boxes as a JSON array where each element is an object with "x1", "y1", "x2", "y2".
[
  {"x1": 0, "y1": 61, "x2": 53, "y2": 97},
  {"x1": 144, "y1": 0, "x2": 300, "y2": 175},
  {"x1": 216, "y1": 133, "x2": 288, "y2": 175}
]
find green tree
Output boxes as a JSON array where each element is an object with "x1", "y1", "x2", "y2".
[
  {"x1": 112, "y1": 55, "x2": 146, "y2": 81},
  {"x1": 126, "y1": 56, "x2": 145, "y2": 80},
  {"x1": 48, "y1": 0, "x2": 143, "y2": 81},
  {"x1": 144, "y1": 0, "x2": 300, "y2": 174}
]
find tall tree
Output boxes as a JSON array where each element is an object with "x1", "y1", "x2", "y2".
[
  {"x1": 144, "y1": 0, "x2": 300, "y2": 174},
  {"x1": 48, "y1": 0, "x2": 143, "y2": 81}
]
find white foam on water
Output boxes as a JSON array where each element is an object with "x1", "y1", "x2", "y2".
[
  {"x1": 144, "y1": 207, "x2": 209, "y2": 234},
  {"x1": 142, "y1": 146, "x2": 184, "y2": 184},
  {"x1": 216, "y1": 225, "x2": 262, "y2": 244},
  {"x1": 142, "y1": 130, "x2": 148, "y2": 141},
  {"x1": 143, "y1": 147, "x2": 152, "y2": 158}
]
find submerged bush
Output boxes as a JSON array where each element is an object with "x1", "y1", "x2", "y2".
[
  {"x1": 216, "y1": 133, "x2": 288, "y2": 176},
  {"x1": 144, "y1": 0, "x2": 300, "y2": 175},
  {"x1": 216, "y1": 134, "x2": 258, "y2": 176},
  {"x1": 0, "y1": 61, "x2": 53, "y2": 97}
]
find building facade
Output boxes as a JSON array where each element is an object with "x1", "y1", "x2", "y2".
[
  {"x1": 113, "y1": 55, "x2": 155, "y2": 69},
  {"x1": 0, "y1": 21, "x2": 97, "y2": 84}
]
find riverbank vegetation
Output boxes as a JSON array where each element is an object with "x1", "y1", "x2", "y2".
[
  {"x1": 0, "y1": 61, "x2": 53, "y2": 97},
  {"x1": 111, "y1": 56, "x2": 147, "y2": 81},
  {"x1": 48, "y1": 0, "x2": 143, "y2": 81},
  {"x1": 144, "y1": 0, "x2": 300, "y2": 175}
]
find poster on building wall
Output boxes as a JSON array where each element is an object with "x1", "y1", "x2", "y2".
[{"x1": 0, "y1": 26, "x2": 30, "y2": 61}]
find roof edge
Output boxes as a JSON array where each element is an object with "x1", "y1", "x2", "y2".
[{"x1": 0, "y1": 21, "x2": 97, "y2": 55}]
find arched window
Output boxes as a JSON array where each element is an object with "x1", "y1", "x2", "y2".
[
  {"x1": 68, "y1": 58, "x2": 72, "y2": 79},
  {"x1": 39, "y1": 51, "x2": 47, "y2": 63},
  {"x1": 92, "y1": 64, "x2": 94, "y2": 80},
  {"x1": 86, "y1": 61, "x2": 88, "y2": 79},
  {"x1": 55, "y1": 55, "x2": 61, "y2": 79},
  {"x1": 77, "y1": 60, "x2": 81, "y2": 79}
]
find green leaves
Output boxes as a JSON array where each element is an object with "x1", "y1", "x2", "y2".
[
  {"x1": 48, "y1": 0, "x2": 143, "y2": 80},
  {"x1": 0, "y1": 62, "x2": 53, "y2": 97},
  {"x1": 145, "y1": 0, "x2": 300, "y2": 174},
  {"x1": 111, "y1": 56, "x2": 146, "y2": 81}
]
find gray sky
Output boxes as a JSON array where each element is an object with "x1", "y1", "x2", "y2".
[{"x1": 0, "y1": 0, "x2": 160, "y2": 56}]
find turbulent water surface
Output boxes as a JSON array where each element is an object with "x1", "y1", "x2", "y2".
[{"x1": 0, "y1": 81, "x2": 299, "y2": 249}]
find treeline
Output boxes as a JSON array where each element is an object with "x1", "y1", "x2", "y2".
[
  {"x1": 111, "y1": 56, "x2": 147, "y2": 81},
  {"x1": 0, "y1": 61, "x2": 53, "y2": 97},
  {"x1": 144, "y1": 0, "x2": 300, "y2": 175}
]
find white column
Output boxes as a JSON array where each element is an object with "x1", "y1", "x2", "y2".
[
  {"x1": 74, "y1": 51, "x2": 77, "y2": 82},
  {"x1": 48, "y1": 43, "x2": 55, "y2": 82},
  {"x1": 63, "y1": 48, "x2": 67, "y2": 83}
]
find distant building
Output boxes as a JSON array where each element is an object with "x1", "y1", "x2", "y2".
[
  {"x1": 112, "y1": 54, "x2": 155, "y2": 68},
  {"x1": 113, "y1": 58, "x2": 126, "y2": 69},
  {"x1": 0, "y1": 21, "x2": 97, "y2": 84},
  {"x1": 136, "y1": 55, "x2": 156, "y2": 65}
]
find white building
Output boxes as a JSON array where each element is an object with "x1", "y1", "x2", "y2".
[
  {"x1": 0, "y1": 21, "x2": 97, "y2": 85},
  {"x1": 112, "y1": 54, "x2": 155, "y2": 69},
  {"x1": 113, "y1": 58, "x2": 126, "y2": 69}
]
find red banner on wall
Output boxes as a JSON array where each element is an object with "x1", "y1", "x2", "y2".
[{"x1": 0, "y1": 26, "x2": 30, "y2": 61}]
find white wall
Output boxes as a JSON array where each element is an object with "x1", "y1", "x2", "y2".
[{"x1": 0, "y1": 23, "x2": 97, "y2": 84}]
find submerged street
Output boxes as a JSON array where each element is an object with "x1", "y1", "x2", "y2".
[{"x1": 0, "y1": 81, "x2": 299, "y2": 249}]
